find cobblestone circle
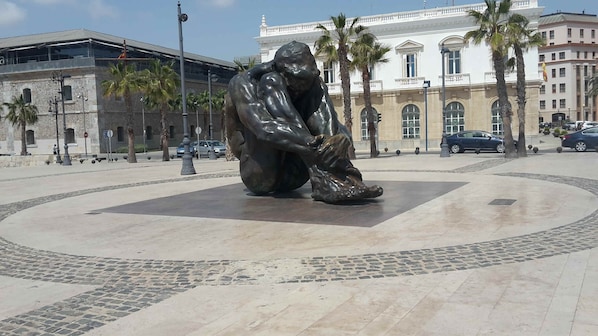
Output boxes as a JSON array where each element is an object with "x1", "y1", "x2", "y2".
[{"x1": 1, "y1": 162, "x2": 597, "y2": 335}]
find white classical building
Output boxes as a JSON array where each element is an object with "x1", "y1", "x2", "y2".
[{"x1": 256, "y1": 0, "x2": 544, "y2": 151}]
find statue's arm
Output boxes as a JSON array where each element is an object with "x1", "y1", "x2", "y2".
[
  {"x1": 228, "y1": 74, "x2": 319, "y2": 159},
  {"x1": 305, "y1": 78, "x2": 352, "y2": 140}
]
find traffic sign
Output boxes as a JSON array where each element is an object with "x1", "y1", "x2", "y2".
[
  {"x1": 195, "y1": 127, "x2": 202, "y2": 135},
  {"x1": 103, "y1": 130, "x2": 113, "y2": 138},
  {"x1": 84, "y1": 132, "x2": 88, "y2": 138}
]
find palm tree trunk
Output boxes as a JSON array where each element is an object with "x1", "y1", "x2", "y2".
[
  {"x1": 362, "y1": 70, "x2": 378, "y2": 158},
  {"x1": 338, "y1": 49, "x2": 355, "y2": 159},
  {"x1": 160, "y1": 108, "x2": 170, "y2": 161},
  {"x1": 20, "y1": 122, "x2": 27, "y2": 156},
  {"x1": 493, "y1": 51, "x2": 517, "y2": 158},
  {"x1": 515, "y1": 46, "x2": 527, "y2": 157},
  {"x1": 125, "y1": 93, "x2": 137, "y2": 163}
]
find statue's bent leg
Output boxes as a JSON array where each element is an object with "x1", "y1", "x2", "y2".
[{"x1": 310, "y1": 134, "x2": 383, "y2": 203}]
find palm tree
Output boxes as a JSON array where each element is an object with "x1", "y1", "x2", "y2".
[
  {"x1": 465, "y1": 0, "x2": 518, "y2": 158},
  {"x1": 350, "y1": 33, "x2": 390, "y2": 158},
  {"x1": 139, "y1": 59, "x2": 180, "y2": 161},
  {"x1": 101, "y1": 62, "x2": 142, "y2": 163},
  {"x1": 233, "y1": 57, "x2": 257, "y2": 73},
  {"x1": 506, "y1": 14, "x2": 545, "y2": 157},
  {"x1": 2, "y1": 94, "x2": 39, "y2": 156},
  {"x1": 213, "y1": 89, "x2": 227, "y2": 141},
  {"x1": 315, "y1": 13, "x2": 368, "y2": 158}
]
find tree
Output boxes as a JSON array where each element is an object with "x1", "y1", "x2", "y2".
[
  {"x1": 195, "y1": 89, "x2": 226, "y2": 141},
  {"x1": 139, "y1": 59, "x2": 180, "y2": 161},
  {"x1": 233, "y1": 57, "x2": 257, "y2": 73},
  {"x1": 101, "y1": 62, "x2": 142, "y2": 163},
  {"x1": 2, "y1": 94, "x2": 39, "y2": 156},
  {"x1": 465, "y1": 0, "x2": 517, "y2": 158},
  {"x1": 350, "y1": 33, "x2": 390, "y2": 158},
  {"x1": 315, "y1": 13, "x2": 368, "y2": 158},
  {"x1": 506, "y1": 14, "x2": 545, "y2": 157}
]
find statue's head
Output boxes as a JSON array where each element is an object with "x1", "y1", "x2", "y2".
[{"x1": 274, "y1": 41, "x2": 320, "y2": 94}]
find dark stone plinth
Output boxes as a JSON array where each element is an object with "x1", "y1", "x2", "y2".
[{"x1": 100, "y1": 181, "x2": 466, "y2": 227}]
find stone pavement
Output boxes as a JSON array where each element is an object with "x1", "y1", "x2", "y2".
[{"x1": 1, "y1": 138, "x2": 597, "y2": 335}]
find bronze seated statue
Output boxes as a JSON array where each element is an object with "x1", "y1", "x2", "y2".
[{"x1": 225, "y1": 41, "x2": 382, "y2": 203}]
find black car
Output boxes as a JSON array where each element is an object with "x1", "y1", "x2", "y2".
[
  {"x1": 561, "y1": 127, "x2": 598, "y2": 152},
  {"x1": 445, "y1": 130, "x2": 514, "y2": 153}
]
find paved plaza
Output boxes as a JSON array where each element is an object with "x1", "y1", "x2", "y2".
[{"x1": 1, "y1": 138, "x2": 597, "y2": 335}]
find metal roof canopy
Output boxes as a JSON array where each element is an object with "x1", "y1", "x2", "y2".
[{"x1": 0, "y1": 28, "x2": 235, "y2": 68}]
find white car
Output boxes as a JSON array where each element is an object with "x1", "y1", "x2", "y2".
[{"x1": 196, "y1": 140, "x2": 227, "y2": 158}]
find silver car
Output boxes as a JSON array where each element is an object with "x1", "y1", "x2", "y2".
[{"x1": 196, "y1": 140, "x2": 227, "y2": 158}]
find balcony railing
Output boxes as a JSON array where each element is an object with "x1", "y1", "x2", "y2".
[
  {"x1": 395, "y1": 77, "x2": 427, "y2": 89},
  {"x1": 260, "y1": 0, "x2": 537, "y2": 37},
  {"x1": 437, "y1": 73, "x2": 471, "y2": 86},
  {"x1": 484, "y1": 71, "x2": 518, "y2": 83}
]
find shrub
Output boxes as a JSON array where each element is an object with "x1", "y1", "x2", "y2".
[{"x1": 116, "y1": 144, "x2": 148, "y2": 153}]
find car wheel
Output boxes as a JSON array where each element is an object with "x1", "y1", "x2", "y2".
[
  {"x1": 574, "y1": 141, "x2": 587, "y2": 152},
  {"x1": 450, "y1": 144, "x2": 461, "y2": 154},
  {"x1": 496, "y1": 143, "x2": 505, "y2": 153}
]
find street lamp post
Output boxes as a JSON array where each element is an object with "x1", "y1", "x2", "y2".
[
  {"x1": 52, "y1": 71, "x2": 72, "y2": 165},
  {"x1": 423, "y1": 80, "x2": 430, "y2": 152},
  {"x1": 77, "y1": 94, "x2": 88, "y2": 157},
  {"x1": 49, "y1": 97, "x2": 61, "y2": 163},
  {"x1": 440, "y1": 45, "x2": 450, "y2": 157},
  {"x1": 140, "y1": 97, "x2": 147, "y2": 154},
  {"x1": 177, "y1": 0, "x2": 196, "y2": 175},
  {"x1": 207, "y1": 69, "x2": 218, "y2": 160}
]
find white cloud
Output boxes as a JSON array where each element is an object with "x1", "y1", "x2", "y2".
[
  {"x1": 199, "y1": 0, "x2": 235, "y2": 8},
  {"x1": 88, "y1": 0, "x2": 119, "y2": 20},
  {"x1": 29, "y1": 0, "x2": 73, "y2": 4},
  {"x1": 0, "y1": 1, "x2": 26, "y2": 26}
]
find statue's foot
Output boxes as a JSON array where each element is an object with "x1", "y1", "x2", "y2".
[{"x1": 309, "y1": 167, "x2": 383, "y2": 203}]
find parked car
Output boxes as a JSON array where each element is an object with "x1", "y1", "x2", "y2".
[
  {"x1": 445, "y1": 130, "x2": 516, "y2": 153},
  {"x1": 563, "y1": 122, "x2": 576, "y2": 131},
  {"x1": 561, "y1": 127, "x2": 598, "y2": 152},
  {"x1": 196, "y1": 140, "x2": 227, "y2": 158},
  {"x1": 581, "y1": 121, "x2": 598, "y2": 130},
  {"x1": 176, "y1": 141, "x2": 197, "y2": 158}
]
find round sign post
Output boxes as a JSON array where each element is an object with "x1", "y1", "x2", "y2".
[
  {"x1": 106, "y1": 130, "x2": 113, "y2": 161},
  {"x1": 83, "y1": 132, "x2": 89, "y2": 158}
]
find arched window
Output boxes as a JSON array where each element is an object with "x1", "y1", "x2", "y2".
[
  {"x1": 445, "y1": 102, "x2": 465, "y2": 135},
  {"x1": 66, "y1": 128, "x2": 75, "y2": 144},
  {"x1": 402, "y1": 104, "x2": 420, "y2": 139},
  {"x1": 22, "y1": 88, "x2": 32, "y2": 104},
  {"x1": 26, "y1": 130, "x2": 35, "y2": 145},
  {"x1": 359, "y1": 108, "x2": 378, "y2": 140},
  {"x1": 491, "y1": 100, "x2": 504, "y2": 135},
  {"x1": 169, "y1": 125, "x2": 175, "y2": 139}
]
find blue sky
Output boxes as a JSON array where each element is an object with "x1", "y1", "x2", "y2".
[{"x1": 0, "y1": 0, "x2": 592, "y2": 62}]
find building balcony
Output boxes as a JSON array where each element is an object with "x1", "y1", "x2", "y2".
[
  {"x1": 437, "y1": 73, "x2": 471, "y2": 86},
  {"x1": 326, "y1": 80, "x2": 384, "y2": 95},
  {"x1": 484, "y1": 71, "x2": 518, "y2": 83},
  {"x1": 395, "y1": 77, "x2": 427, "y2": 89}
]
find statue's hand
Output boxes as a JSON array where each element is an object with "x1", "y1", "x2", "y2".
[{"x1": 315, "y1": 134, "x2": 352, "y2": 173}]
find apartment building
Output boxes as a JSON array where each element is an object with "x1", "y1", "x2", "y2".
[
  {"x1": 538, "y1": 12, "x2": 598, "y2": 124},
  {"x1": 256, "y1": 1, "x2": 543, "y2": 151},
  {"x1": 0, "y1": 29, "x2": 236, "y2": 156}
]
